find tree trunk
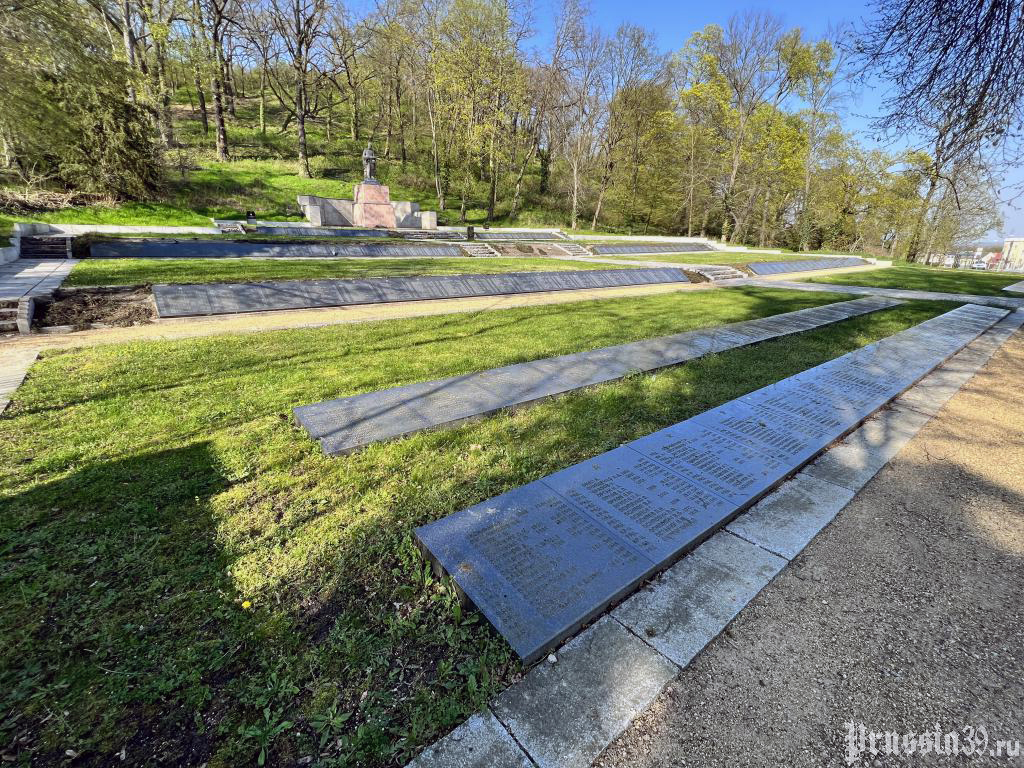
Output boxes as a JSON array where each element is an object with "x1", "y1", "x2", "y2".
[
  {"x1": 906, "y1": 173, "x2": 939, "y2": 263},
  {"x1": 591, "y1": 158, "x2": 612, "y2": 231},
  {"x1": 758, "y1": 189, "x2": 771, "y2": 247},
  {"x1": 121, "y1": 0, "x2": 137, "y2": 102},
  {"x1": 193, "y1": 66, "x2": 209, "y2": 136},
  {"x1": 426, "y1": 93, "x2": 445, "y2": 210},
  {"x1": 296, "y1": 75, "x2": 310, "y2": 177},
  {"x1": 156, "y1": 44, "x2": 175, "y2": 147},
  {"x1": 211, "y1": 32, "x2": 229, "y2": 161},
  {"x1": 259, "y1": 67, "x2": 266, "y2": 135},
  {"x1": 223, "y1": 42, "x2": 237, "y2": 117}
]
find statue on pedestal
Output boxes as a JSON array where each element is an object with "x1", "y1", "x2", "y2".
[{"x1": 361, "y1": 143, "x2": 377, "y2": 181}]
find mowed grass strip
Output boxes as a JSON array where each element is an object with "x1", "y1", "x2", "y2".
[
  {"x1": 65, "y1": 257, "x2": 636, "y2": 287},
  {"x1": 594, "y1": 251, "x2": 828, "y2": 266},
  {"x1": 805, "y1": 263, "x2": 1024, "y2": 296},
  {"x1": 0, "y1": 287, "x2": 955, "y2": 767}
]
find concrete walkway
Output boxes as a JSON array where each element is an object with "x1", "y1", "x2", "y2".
[
  {"x1": 746, "y1": 276, "x2": 1024, "y2": 310},
  {"x1": 0, "y1": 347, "x2": 39, "y2": 412},
  {"x1": 0, "y1": 259, "x2": 77, "y2": 300},
  {"x1": 597, "y1": 324, "x2": 1024, "y2": 768}
]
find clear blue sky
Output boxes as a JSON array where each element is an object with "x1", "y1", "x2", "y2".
[{"x1": 528, "y1": 0, "x2": 1021, "y2": 241}]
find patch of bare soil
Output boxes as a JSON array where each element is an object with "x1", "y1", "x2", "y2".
[
  {"x1": 35, "y1": 287, "x2": 155, "y2": 329},
  {"x1": 489, "y1": 242, "x2": 569, "y2": 257}
]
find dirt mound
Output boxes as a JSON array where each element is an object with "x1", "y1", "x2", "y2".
[
  {"x1": 35, "y1": 287, "x2": 155, "y2": 330},
  {"x1": 489, "y1": 242, "x2": 568, "y2": 257}
]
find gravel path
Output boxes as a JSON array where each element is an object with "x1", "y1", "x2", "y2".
[{"x1": 597, "y1": 331, "x2": 1024, "y2": 768}]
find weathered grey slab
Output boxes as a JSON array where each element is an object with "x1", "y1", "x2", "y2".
[
  {"x1": 1001, "y1": 279, "x2": 1024, "y2": 293},
  {"x1": 590, "y1": 243, "x2": 713, "y2": 255},
  {"x1": 747, "y1": 257, "x2": 867, "y2": 275},
  {"x1": 491, "y1": 616, "x2": 677, "y2": 768},
  {"x1": 91, "y1": 239, "x2": 462, "y2": 259},
  {"x1": 253, "y1": 226, "x2": 388, "y2": 238},
  {"x1": 407, "y1": 712, "x2": 531, "y2": 768},
  {"x1": 801, "y1": 406, "x2": 932, "y2": 492},
  {"x1": 725, "y1": 472, "x2": 856, "y2": 560},
  {"x1": 419, "y1": 483, "x2": 656, "y2": 658},
  {"x1": 297, "y1": 297, "x2": 904, "y2": 455},
  {"x1": 612, "y1": 531, "x2": 786, "y2": 667},
  {"x1": 415, "y1": 304, "x2": 1007, "y2": 663},
  {"x1": 475, "y1": 231, "x2": 563, "y2": 240},
  {"x1": 153, "y1": 267, "x2": 688, "y2": 317}
]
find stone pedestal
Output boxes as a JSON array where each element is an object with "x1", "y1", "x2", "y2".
[{"x1": 353, "y1": 182, "x2": 397, "y2": 228}]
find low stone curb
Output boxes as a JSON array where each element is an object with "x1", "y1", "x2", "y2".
[
  {"x1": 16, "y1": 296, "x2": 34, "y2": 334},
  {"x1": 405, "y1": 309, "x2": 1024, "y2": 768},
  {"x1": 0, "y1": 348, "x2": 40, "y2": 412}
]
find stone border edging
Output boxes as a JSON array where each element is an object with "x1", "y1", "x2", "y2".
[{"x1": 405, "y1": 309, "x2": 1024, "y2": 768}]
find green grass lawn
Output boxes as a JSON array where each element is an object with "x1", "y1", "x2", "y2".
[
  {"x1": 0, "y1": 287, "x2": 954, "y2": 767},
  {"x1": 595, "y1": 251, "x2": 816, "y2": 266},
  {"x1": 65, "y1": 257, "x2": 633, "y2": 287},
  {"x1": 805, "y1": 263, "x2": 1023, "y2": 296}
]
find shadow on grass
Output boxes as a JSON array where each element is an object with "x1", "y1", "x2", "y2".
[{"x1": 0, "y1": 441, "x2": 247, "y2": 766}]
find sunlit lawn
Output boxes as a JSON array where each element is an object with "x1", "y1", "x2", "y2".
[
  {"x1": 0, "y1": 281, "x2": 953, "y2": 766},
  {"x1": 805, "y1": 263, "x2": 1023, "y2": 296},
  {"x1": 595, "y1": 251, "x2": 819, "y2": 266}
]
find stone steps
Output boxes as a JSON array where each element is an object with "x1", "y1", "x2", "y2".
[
  {"x1": 19, "y1": 236, "x2": 73, "y2": 259},
  {"x1": 556, "y1": 243, "x2": 592, "y2": 257},
  {"x1": 459, "y1": 242, "x2": 499, "y2": 257},
  {"x1": 692, "y1": 265, "x2": 746, "y2": 281},
  {"x1": 0, "y1": 305, "x2": 18, "y2": 333}
]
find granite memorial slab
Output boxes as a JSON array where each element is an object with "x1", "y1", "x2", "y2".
[
  {"x1": 590, "y1": 243, "x2": 713, "y2": 255},
  {"x1": 746, "y1": 257, "x2": 867, "y2": 275},
  {"x1": 296, "y1": 297, "x2": 904, "y2": 455},
  {"x1": 91, "y1": 239, "x2": 464, "y2": 259},
  {"x1": 419, "y1": 483, "x2": 656, "y2": 658},
  {"x1": 152, "y1": 268, "x2": 689, "y2": 317},
  {"x1": 475, "y1": 232, "x2": 563, "y2": 240},
  {"x1": 253, "y1": 226, "x2": 390, "y2": 237},
  {"x1": 415, "y1": 303, "x2": 1008, "y2": 662}
]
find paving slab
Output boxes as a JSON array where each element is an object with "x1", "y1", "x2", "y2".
[
  {"x1": 406, "y1": 712, "x2": 531, "y2": 768},
  {"x1": 0, "y1": 259, "x2": 77, "y2": 300},
  {"x1": 416, "y1": 304, "x2": 1008, "y2": 664},
  {"x1": 801, "y1": 405, "x2": 933, "y2": 492},
  {"x1": 491, "y1": 616, "x2": 676, "y2": 768},
  {"x1": 725, "y1": 472, "x2": 856, "y2": 560},
  {"x1": 751, "y1": 277, "x2": 1024, "y2": 310},
  {"x1": 612, "y1": 531, "x2": 786, "y2": 667},
  {"x1": 0, "y1": 348, "x2": 39, "y2": 412},
  {"x1": 296, "y1": 297, "x2": 902, "y2": 455},
  {"x1": 152, "y1": 268, "x2": 689, "y2": 317},
  {"x1": 1001, "y1": 279, "x2": 1024, "y2": 293}
]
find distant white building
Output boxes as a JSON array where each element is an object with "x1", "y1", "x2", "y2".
[{"x1": 1001, "y1": 237, "x2": 1024, "y2": 271}]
